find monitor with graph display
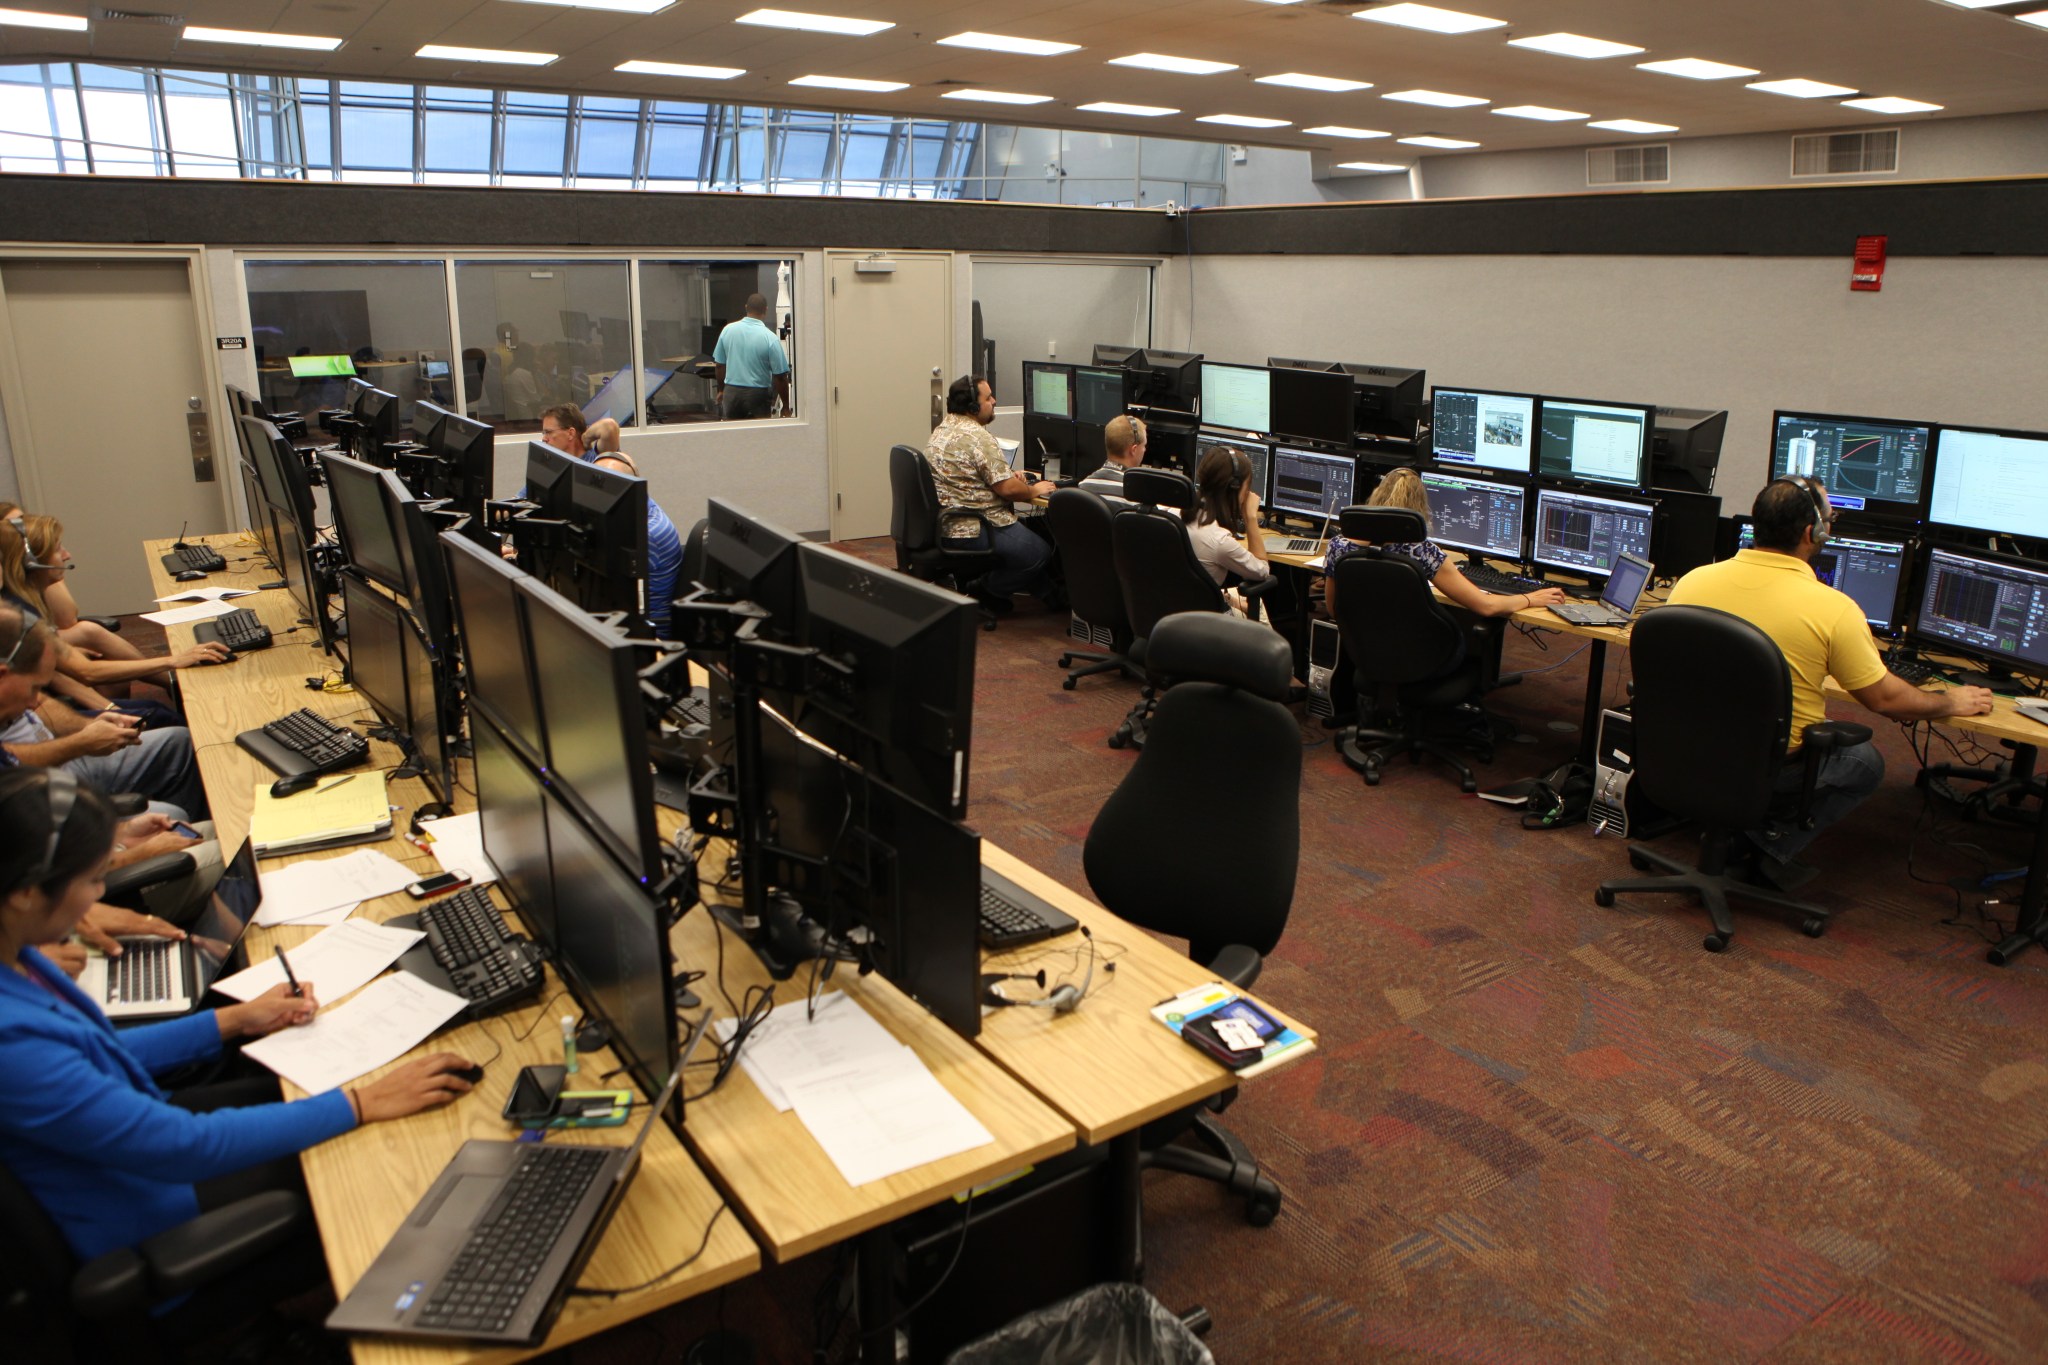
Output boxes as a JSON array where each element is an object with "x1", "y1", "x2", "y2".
[
  {"x1": 1531, "y1": 486, "x2": 1654, "y2": 580},
  {"x1": 1909, "y1": 545, "x2": 2048, "y2": 680},
  {"x1": 1421, "y1": 470, "x2": 1526, "y2": 561},
  {"x1": 1771, "y1": 410, "x2": 1932, "y2": 520},
  {"x1": 1267, "y1": 445, "x2": 1355, "y2": 523},
  {"x1": 1926, "y1": 423, "x2": 2048, "y2": 541},
  {"x1": 1536, "y1": 397, "x2": 1651, "y2": 491},
  {"x1": 1430, "y1": 387, "x2": 1536, "y2": 476}
]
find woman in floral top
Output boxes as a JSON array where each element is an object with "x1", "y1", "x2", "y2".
[{"x1": 1322, "y1": 467, "x2": 1566, "y2": 620}]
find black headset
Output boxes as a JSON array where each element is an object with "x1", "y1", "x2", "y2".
[
  {"x1": 981, "y1": 926, "x2": 1097, "y2": 1015},
  {"x1": 1775, "y1": 474, "x2": 1834, "y2": 548},
  {"x1": 22, "y1": 769, "x2": 80, "y2": 891}
]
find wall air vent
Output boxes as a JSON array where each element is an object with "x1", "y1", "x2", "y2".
[
  {"x1": 1587, "y1": 144, "x2": 1669, "y2": 186},
  {"x1": 1791, "y1": 129, "x2": 1899, "y2": 177},
  {"x1": 97, "y1": 9, "x2": 185, "y2": 23}
]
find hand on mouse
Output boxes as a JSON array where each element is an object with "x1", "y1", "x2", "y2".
[
  {"x1": 171, "y1": 642, "x2": 233, "y2": 669},
  {"x1": 349, "y1": 1053, "x2": 478, "y2": 1123}
]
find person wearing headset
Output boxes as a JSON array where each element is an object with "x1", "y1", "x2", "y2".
[
  {"x1": 1321, "y1": 466, "x2": 1568, "y2": 621},
  {"x1": 1667, "y1": 476, "x2": 1992, "y2": 890},
  {"x1": 1184, "y1": 444, "x2": 1273, "y2": 602},
  {"x1": 0, "y1": 767, "x2": 478, "y2": 1290}
]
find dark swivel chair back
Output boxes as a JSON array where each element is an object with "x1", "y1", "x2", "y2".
[
  {"x1": 1122, "y1": 466, "x2": 1196, "y2": 514},
  {"x1": 681, "y1": 516, "x2": 709, "y2": 592},
  {"x1": 1112, "y1": 504, "x2": 1225, "y2": 649},
  {"x1": 1046, "y1": 487, "x2": 1133, "y2": 689},
  {"x1": 887, "y1": 444, "x2": 998, "y2": 621},
  {"x1": 1596, "y1": 604, "x2": 1872, "y2": 951}
]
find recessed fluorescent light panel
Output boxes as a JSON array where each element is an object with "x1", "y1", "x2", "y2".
[
  {"x1": 0, "y1": 7, "x2": 87, "y2": 29},
  {"x1": 1636, "y1": 57, "x2": 1760, "y2": 80},
  {"x1": 942, "y1": 89, "x2": 1053, "y2": 105},
  {"x1": 416, "y1": 44, "x2": 558, "y2": 65},
  {"x1": 616, "y1": 60, "x2": 746, "y2": 79},
  {"x1": 1935, "y1": 0, "x2": 2013, "y2": 7},
  {"x1": 1399, "y1": 135, "x2": 1479, "y2": 148},
  {"x1": 1492, "y1": 105, "x2": 1587, "y2": 121},
  {"x1": 1108, "y1": 52, "x2": 1238, "y2": 75},
  {"x1": 1197, "y1": 113, "x2": 1292, "y2": 127},
  {"x1": 506, "y1": 0, "x2": 674, "y2": 11},
  {"x1": 1256, "y1": 72, "x2": 1372, "y2": 92},
  {"x1": 1337, "y1": 161, "x2": 1408, "y2": 172},
  {"x1": 1354, "y1": 4, "x2": 1504, "y2": 34},
  {"x1": 1746, "y1": 77, "x2": 1857, "y2": 98},
  {"x1": 1382, "y1": 88, "x2": 1488, "y2": 107},
  {"x1": 1077, "y1": 101, "x2": 1180, "y2": 116},
  {"x1": 1589, "y1": 118, "x2": 1677, "y2": 134},
  {"x1": 789, "y1": 74, "x2": 908, "y2": 91},
  {"x1": 1507, "y1": 32, "x2": 1643, "y2": 59},
  {"x1": 1304, "y1": 125, "x2": 1391, "y2": 138},
  {"x1": 184, "y1": 26, "x2": 343, "y2": 50},
  {"x1": 1842, "y1": 95, "x2": 1943, "y2": 113},
  {"x1": 936, "y1": 32, "x2": 1080, "y2": 56},
  {"x1": 737, "y1": 8, "x2": 893, "y2": 36}
]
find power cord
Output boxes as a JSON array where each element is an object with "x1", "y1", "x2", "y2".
[{"x1": 571, "y1": 1201, "x2": 730, "y2": 1298}]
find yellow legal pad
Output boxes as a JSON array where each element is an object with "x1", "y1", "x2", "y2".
[{"x1": 248, "y1": 772, "x2": 393, "y2": 857}]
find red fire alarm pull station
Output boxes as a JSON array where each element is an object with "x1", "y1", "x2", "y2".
[{"x1": 1851, "y1": 234, "x2": 1888, "y2": 292}]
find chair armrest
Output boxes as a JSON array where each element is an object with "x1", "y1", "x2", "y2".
[
  {"x1": 1237, "y1": 576, "x2": 1279, "y2": 599},
  {"x1": 141, "y1": 1191, "x2": 307, "y2": 1300},
  {"x1": 1793, "y1": 721, "x2": 1876, "y2": 828},
  {"x1": 936, "y1": 508, "x2": 996, "y2": 545},
  {"x1": 79, "y1": 615, "x2": 122, "y2": 633},
  {"x1": 1206, "y1": 944, "x2": 1263, "y2": 990},
  {"x1": 109, "y1": 793, "x2": 148, "y2": 819},
  {"x1": 102, "y1": 851, "x2": 196, "y2": 902}
]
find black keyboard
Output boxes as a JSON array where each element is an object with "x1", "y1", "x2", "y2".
[
  {"x1": 414, "y1": 1145, "x2": 610, "y2": 1334},
  {"x1": 979, "y1": 884, "x2": 1058, "y2": 949},
  {"x1": 194, "y1": 608, "x2": 272, "y2": 652},
  {"x1": 1891, "y1": 656, "x2": 1947, "y2": 686},
  {"x1": 420, "y1": 888, "x2": 544, "y2": 1014},
  {"x1": 260, "y1": 707, "x2": 369, "y2": 774},
  {"x1": 674, "y1": 689, "x2": 711, "y2": 728},
  {"x1": 160, "y1": 544, "x2": 225, "y2": 574},
  {"x1": 1459, "y1": 563, "x2": 1545, "y2": 595}
]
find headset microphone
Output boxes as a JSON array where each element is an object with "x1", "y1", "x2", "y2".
[{"x1": 981, "y1": 928, "x2": 1097, "y2": 1014}]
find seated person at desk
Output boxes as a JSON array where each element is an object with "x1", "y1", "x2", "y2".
[
  {"x1": 1322, "y1": 467, "x2": 1567, "y2": 621},
  {"x1": 538, "y1": 402, "x2": 622, "y2": 459},
  {"x1": 0, "y1": 769, "x2": 476, "y2": 1289},
  {"x1": 1667, "y1": 477, "x2": 1993, "y2": 890},
  {"x1": 0, "y1": 503, "x2": 157, "y2": 687},
  {"x1": 1185, "y1": 445, "x2": 1274, "y2": 610},
  {"x1": 0, "y1": 605, "x2": 211, "y2": 823},
  {"x1": 592, "y1": 453, "x2": 684, "y2": 639},
  {"x1": 712, "y1": 293, "x2": 792, "y2": 420},
  {"x1": 1077, "y1": 415, "x2": 1146, "y2": 503},
  {"x1": 928, "y1": 375, "x2": 1058, "y2": 611}
]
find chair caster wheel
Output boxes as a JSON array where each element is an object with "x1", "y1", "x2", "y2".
[
  {"x1": 1627, "y1": 848, "x2": 1652, "y2": 872},
  {"x1": 1594, "y1": 888, "x2": 1615, "y2": 907},
  {"x1": 1801, "y1": 917, "x2": 1826, "y2": 938},
  {"x1": 1363, "y1": 770, "x2": 1382, "y2": 787},
  {"x1": 1062, "y1": 677, "x2": 1077, "y2": 691},
  {"x1": 1460, "y1": 777, "x2": 1478, "y2": 794},
  {"x1": 1703, "y1": 933, "x2": 1730, "y2": 953},
  {"x1": 1058, "y1": 655, "x2": 1073, "y2": 668},
  {"x1": 1245, "y1": 1185, "x2": 1282, "y2": 1228},
  {"x1": 1108, "y1": 732, "x2": 1129, "y2": 750}
]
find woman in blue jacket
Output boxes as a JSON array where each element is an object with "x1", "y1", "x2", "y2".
[{"x1": 0, "y1": 767, "x2": 477, "y2": 1273}]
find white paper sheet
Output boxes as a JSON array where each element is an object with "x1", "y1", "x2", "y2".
[
  {"x1": 421, "y1": 812, "x2": 502, "y2": 888},
  {"x1": 242, "y1": 971, "x2": 468, "y2": 1095},
  {"x1": 784, "y1": 1045, "x2": 995, "y2": 1186},
  {"x1": 254, "y1": 849, "x2": 418, "y2": 926},
  {"x1": 153, "y1": 587, "x2": 257, "y2": 603},
  {"x1": 139, "y1": 599, "x2": 242, "y2": 626},
  {"x1": 713, "y1": 991, "x2": 905, "y2": 1113},
  {"x1": 212, "y1": 917, "x2": 423, "y2": 1003}
]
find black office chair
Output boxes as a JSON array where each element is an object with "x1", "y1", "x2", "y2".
[
  {"x1": 0, "y1": 1159, "x2": 312, "y2": 1364},
  {"x1": 1107, "y1": 469, "x2": 1227, "y2": 749},
  {"x1": 1046, "y1": 488, "x2": 1134, "y2": 690},
  {"x1": 1084, "y1": 612, "x2": 1298, "y2": 1229},
  {"x1": 1595, "y1": 604, "x2": 1873, "y2": 952},
  {"x1": 1329, "y1": 507, "x2": 1496, "y2": 793},
  {"x1": 681, "y1": 516, "x2": 709, "y2": 593},
  {"x1": 888, "y1": 444, "x2": 1000, "y2": 630}
]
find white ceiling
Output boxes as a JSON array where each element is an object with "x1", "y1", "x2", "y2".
[{"x1": 5, "y1": 0, "x2": 2048, "y2": 157}]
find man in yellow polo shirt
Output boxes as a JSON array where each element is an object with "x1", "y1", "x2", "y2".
[{"x1": 1667, "y1": 477, "x2": 1992, "y2": 889}]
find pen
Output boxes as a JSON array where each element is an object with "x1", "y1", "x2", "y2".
[
  {"x1": 276, "y1": 946, "x2": 303, "y2": 997},
  {"x1": 314, "y1": 773, "x2": 356, "y2": 793}
]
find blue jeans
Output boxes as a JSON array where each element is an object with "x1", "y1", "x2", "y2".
[
  {"x1": 67, "y1": 725, "x2": 210, "y2": 823},
  {"x1": 1750, "y1": 739, "x2": 1885, "y2": 866},
  {"x1": 964, "y1": 521, "x2": 1054, "y2": 600}
]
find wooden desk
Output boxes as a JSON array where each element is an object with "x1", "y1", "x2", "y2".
[{"x1": 143, "y1": 539, "x2": 761, "y2": 1365}]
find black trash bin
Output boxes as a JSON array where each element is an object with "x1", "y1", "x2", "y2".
[{"x1": 943, "y1": 1283, "x2": 1213, "y2": 1365}]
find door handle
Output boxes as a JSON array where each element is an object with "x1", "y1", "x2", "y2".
[{"x1": 186, "y1": 407, "x2": 216, "y2": 483}]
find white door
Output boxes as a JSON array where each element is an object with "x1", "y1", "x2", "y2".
[
  {"x1": 0, "y1": 259, "x2": 224, "y2": 613},
  {"x1": 825, "y1": 252, "x2": 952, "y2": 541}
]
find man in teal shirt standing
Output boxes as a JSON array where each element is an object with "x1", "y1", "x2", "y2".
[{"x1": 712, "y1": 293, "x2": 791, "y2": 420}]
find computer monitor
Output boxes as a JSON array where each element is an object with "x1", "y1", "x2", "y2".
[
  {"x1": 1771, "y1": 410, "x2": 1933, "y2": 521},
  {"x1": 1420, "y1": 469, "x2": 1527, "y2": 562},
  {"x1": 1814, "y1": 530, "x2": 1911, "y2": 637},
  {"x1": 794, "y1": 543, "x2": 979, "y2": 821},
  {"x1": 697, "y1": 498, "x2": 805, "y2": 643},
  {"x1": 339, "y1": 572, "x2": 406, "y2": 734},
  {"x1": 413, "y1": 401, "x2": 496, "y2": 518},
  {"x1": 1909, "y1": 545, "x2": 2048, "y2": 682},
  {"x1": 518, "y1": 443, "x2": 649, "y2": 620},
  {"x1": 383, "y1": 475, "x2": 457, "y2": 644},
  {"x1": 471, "y1": 712, "x2": 556, "y2": 953},
  {"x1": 350, "y1": 386, "x2": 401, "y2": 465},
  {"x1": 1927, "y1": 423, "x2": 2048, "y2": 541},
  {"x1": 1537, "y1": 396, "x2": 1652, "y2": 491},
  {"x1": 542, "y1": 790, "x2": 679, "y2": 1096},
  {"x1": 1091, "y1": 343, "x2": 1142, "y2": 368},
  {"x1": 1650, "y1": 407, "x2": 1727, "y2": 494},
  {"x1": 1195, "y1": 433, "x2": 1270, "y2": 504},
  {"x1": 322, "y1": 453, "x2": 408, "y2": 595},
  {"x1": 1268, "y1": 446, "x2": 1357, "y2": 524},
  {"x1": 442, "y1": 531, "x2": 545, "y2": 765},
  {"x1": 1268, "y1": 357, "x2": 1338, "y2": 373},
  {"x1": 520, "y1": 575, "x2": 661, "y2": 883},
  {"x1": 398, "y1": 606, "x2": 452, "y2": 803},
  {"x1": 1531, "y1": 486, "x2": 1656, "y2": 580},
  {"x1": 241, "y1": 415, "x2": 329, "y2": 646},
  {"x1": 1199, "y1": 363, "x2": 1271, "y2": 435},
  {"x1": 1073, "y1": 366, "x2": 1128, "y2": 428},
  {"x1": 1429, "y1": 388, "x2": 1537, "y2": 477},
  {"x1": 1130, "y1": 348, "x2": 1201, "y2": 412},
  {"x1": 288, "y1": 354, "x2": 355, "y2": 379},
  {"x1": 1268, "y1": 366, "x2": 1353, "y2": 449},
  {"x1": 238, "y1": 459, "x2": 282, "y2": 574},
  {"x1": 1343, "y1": 364, "x2": 1427, "y2": 442},
  {"x1": 1023, "y1": 362, "x2": 1073, "y2": 420}
]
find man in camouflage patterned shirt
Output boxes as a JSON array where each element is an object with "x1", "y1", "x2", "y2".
[{"x1": 925, "y1": 375, "x2": 1056, "y2": 607}]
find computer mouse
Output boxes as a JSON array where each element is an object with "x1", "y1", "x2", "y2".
[
  {"x1": 173, "y1": 570, "x2": 207, "y2": 582},
  {"x1": 451, "y1": 1062, "x2": 486, "y2": 1085},
  {"x1": 270, "y1": 771, "x2": 320, "y2": 798}
]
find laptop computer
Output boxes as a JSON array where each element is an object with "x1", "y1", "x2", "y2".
[
  {"x1": 75, "y1": 837, "x2": 260, "y2": 1024},
  {"x1": 327, "y1": 1012, "x2": 708, "y2": 1346},
  {"x1": 1549, "y1": 550, "x2": 1654, "y2": 629}
]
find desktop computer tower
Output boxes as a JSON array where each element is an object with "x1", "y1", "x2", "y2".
[
  {"x1": 1591, "y1": 708, "x2": 1677, "y2": 839},
  {"x1": 1307, "y1": 617, "x2": 1343, "y2": 721}
]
